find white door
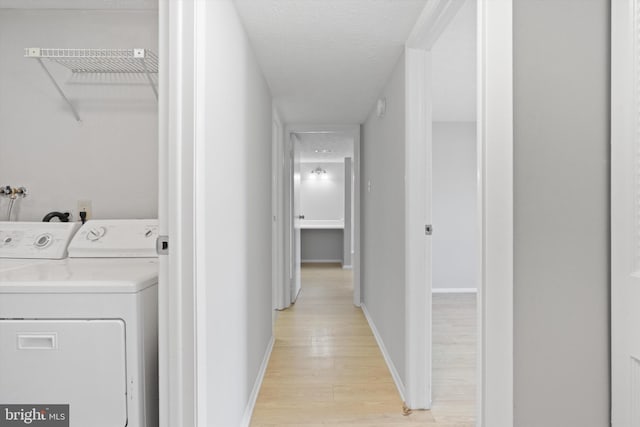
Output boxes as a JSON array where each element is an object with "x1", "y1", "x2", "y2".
[
  {"x1": 291, "y1": 135, "x2": 302, "y2": 302},
  {"x1": 612, "y1": 2, "x2": 640, "y2": 425},
  {"x1": 404, "y1": 47, "x2": 433, "y2": 409}
]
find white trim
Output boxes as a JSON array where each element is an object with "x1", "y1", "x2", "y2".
[
  {"x1": 272, "y1": 109, "x2": 286, "y2": 311},
  {"x1": 432, "y1": 288, "x2": 478, "y2": 294},
  {"x1": 477, "y1": 0, "x2": 513, "y2": 425},
  {"x1": 404, "y1": 46, "x2": 432, "y2": 410},
  {"x1": 361, "y1": 304, "x2": 406, "y2": 402},
  {"x1": 194, "y1": 2, "x2": 209, "y2": 425},
  {"x1": 157, "y1": 1, "x2": 169, "y2": 426},
  {"x1": 342, "y1": 265, "x2": 353, "y2": 270},
  {"x1": 353, "y1": 127, "x2": 362, "y2": 307},
  {"x1": 161, "y1": 1, "x2": 199, "y2": 426},
  {"x1": 241, "y1": 336, "x2": 275, "y2": 427},
  {"x1": 301, "y1": 259, "x2": 343, "y2": 263},
  {"x1": 407, "y1": 0, "x2": 465, "y2": 49},
  {"x1": 611, "y1": 1, "x2": 635, "y2": 425}
]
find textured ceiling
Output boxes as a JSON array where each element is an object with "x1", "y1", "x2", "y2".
[
  {"x1": 0, "y1": 0, "x2": 157, "y2": 9},
  {"x1": 296, "y1": 133, "x2": 354, "y2": 163},
  {"x1": 431, "y1": 0, "x2": 476, "y2": 122},
  {"x1": 234, "y1": 0, "x2": 428, "y2": 124}
]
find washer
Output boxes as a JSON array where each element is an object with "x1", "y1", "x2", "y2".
[
  {"x1": 0, "y1": 219, "x2": 159, "y2": 427},
  {"x1": 0, "y1": 221, "x2": 80, "y2": 272}
]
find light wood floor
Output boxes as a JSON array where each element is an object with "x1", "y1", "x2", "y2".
[{"x1": 251, "y1": 263, "x2": 476, "y2": 426}]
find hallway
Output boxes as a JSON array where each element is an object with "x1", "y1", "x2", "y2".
[{"x1": 251, "y1": 264, "x2": 475, "y2": 426}]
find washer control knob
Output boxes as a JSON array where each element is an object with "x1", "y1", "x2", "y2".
[
  {"x1": 34, "y1": 233, "x2": 52, "y2": 248},
  {"x1": 86, "y1": 227, "x2": 107, "y2": 242}
]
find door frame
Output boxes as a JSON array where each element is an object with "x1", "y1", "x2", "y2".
[
  {"x1": 404, "y1": 0, "x2": 514, "y2": 424},
  {"x1": 279, "y1": 124, "x2": 362, "y2": 308},
  {"x1": 611, "y1": 1, "x2": 635, "y2": 425},
  {"x1": 159, "y1": 0, "x2": 200, "y2": 426},
  {"x1": 272, "y1": 109, "x2": 286, "y2": 314}
]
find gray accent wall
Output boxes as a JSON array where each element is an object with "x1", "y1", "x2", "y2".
[
  {"x1": 514, "y1": 1, "x2": 610, "y2": 426},
  {"x1": 301, "y1": 229, "x2": 343, "y2": 262},
  {"x1": 361, "y1": 53, "x2": 406, "y2": 385}
]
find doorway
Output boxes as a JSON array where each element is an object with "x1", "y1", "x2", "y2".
[
  {"x1": 404, "y1": 0, "x2": 513, "y2": 423},
  {"x1": 430, "y1": 0, "x2": 478, "y2": 420},
  {"x1": 278, "y1": 125, "x2": 362, "y2": 310}
]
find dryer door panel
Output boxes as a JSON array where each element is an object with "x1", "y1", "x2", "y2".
[{"x1": 0, "y1": 319, "x2": 127, "y2": 427}]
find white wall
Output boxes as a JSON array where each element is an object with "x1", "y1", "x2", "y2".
[
  {"x1": 198, "y1": 1, "x2": 273, "y2": 425},
  {"x1": 300, "y1": 162, "x2": 344, "y2": 221},
  {"x1": 361, "y1": 53, "x2": 406, "y2": 385},
  {"x1": 0, "y1": 9, "x2": 158, "y2": 221},
  {"x1": 514, "y1": 0, "x2": 609, "y2": 425},
  {"x1": 432, "y1": 122, "x2": 477, "y2": 290}
]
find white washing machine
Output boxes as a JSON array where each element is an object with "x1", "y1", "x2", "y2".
[{"x1": 0, "y1": 219, "x2": 159, "y2": 427}]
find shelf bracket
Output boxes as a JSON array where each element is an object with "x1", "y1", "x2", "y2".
[
  {"x1": 34, "y1": 56, "x2": 82, "y2": 123},
  {"x1": 135, "y1": 49, "x2": 158, "y2": 101}
]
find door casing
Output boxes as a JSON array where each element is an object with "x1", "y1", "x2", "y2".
[{"x1": 404, "y1": 0, "x2": 514, "y2": 423}]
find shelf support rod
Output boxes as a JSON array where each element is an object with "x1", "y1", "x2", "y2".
[
  {"x1": 36, "y1": 58, "x2": 82, "y2": 122},
  {"x1": 140, "y1": 58, "x2": 159, "y2": 100}
]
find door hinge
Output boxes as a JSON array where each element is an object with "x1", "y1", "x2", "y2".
[
  {"x1": 156, "y1": 235, "x2": 169, "y2": 255},
  {"x1": 425, "y1": 224, "x2": 433, "y2": 236}
]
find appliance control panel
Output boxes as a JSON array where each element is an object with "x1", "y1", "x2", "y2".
[
  {"x1": 68, "y1": 219, "x2": 159, "y2": 258},
  {"x1": 0, "y1": 222, "x2": 80, "y2": 259}
]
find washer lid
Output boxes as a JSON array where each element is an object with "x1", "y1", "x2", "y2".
[
  {"x1": 0, "y1": 258, "x2": 47, "y2": 273},
  {"x1": 0, "y1": 258, "x2": 158, "y2": 293}
]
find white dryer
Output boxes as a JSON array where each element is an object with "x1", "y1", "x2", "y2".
[{"x1": 0, "y1": 219, "x2": 159, "y2": 427}]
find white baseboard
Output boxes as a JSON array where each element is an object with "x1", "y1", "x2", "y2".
[
  {"x1": 342, "y1": 264, "x2": 352, "y2": 270},
  {"x1": 301, "y1": 259, "x2": 343, "y2": 263},
  {"x1": 241, "y1": 336, "x2": 275, "y2": 427},
  {"x1": 361, "y1": 304, "x2": 406, "y2": 402},
  {"x1": 432, "y1": 287, "x2": 477, "y2": 294}
]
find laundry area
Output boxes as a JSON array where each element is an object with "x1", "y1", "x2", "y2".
[{"x1": 0, "y1": 2, "x2": 159, "y2": 427}]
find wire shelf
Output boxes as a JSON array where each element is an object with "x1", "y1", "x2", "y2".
[
  {"x1": 25, "y1": 48, "x2": 158, "y2": 73},
  {"x1": 24, "y1": 47, "x2": 159, "y2": 122}
]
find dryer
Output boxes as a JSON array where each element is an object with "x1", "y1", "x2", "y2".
[{"x1": 0, "y1": 219, "x2": 159, "y2": 427}]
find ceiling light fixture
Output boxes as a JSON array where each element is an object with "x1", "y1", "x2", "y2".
[
  {"x1": 314, "y1": 149, "x2": 333, "y2": 154},
  {"x1": 311, "y1": 167, "x2": 327, "y2": 175}
]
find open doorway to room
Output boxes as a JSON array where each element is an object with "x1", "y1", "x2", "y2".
[
  {"x1": 295, "y1": 131, "x2": 355, "y2": 298},
  {"x1": 429, "y1": 0, "x2": 478, "y2": 420},
  {"x1": 282, "y1": 126, "x2": 361, "y2": 309}
]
